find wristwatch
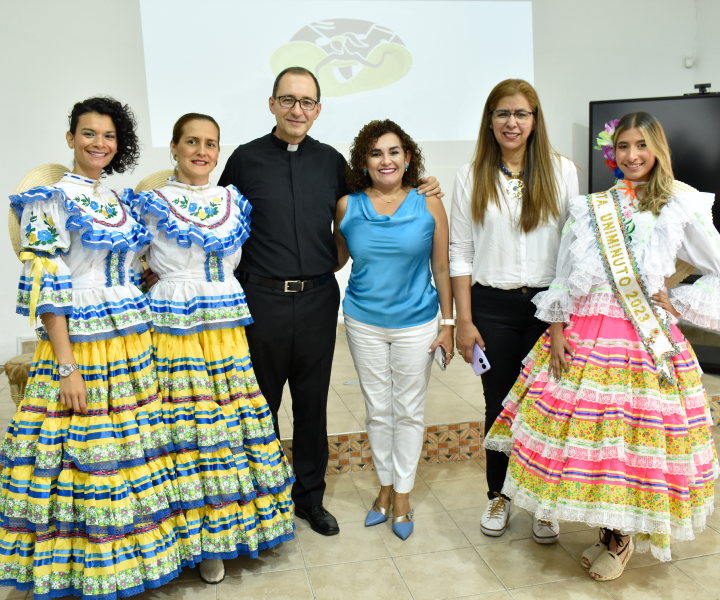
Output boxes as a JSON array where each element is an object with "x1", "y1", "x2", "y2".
[
  {"x1": 440, "y1": 319, "x2": 456, "y2": 327},
  {"x1": 58, "y1": 363, "x2": 78, "y2": 377}
]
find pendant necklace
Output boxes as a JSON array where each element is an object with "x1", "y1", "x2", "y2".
[
  {"x1": 500, "y1": 160, "x2": 525, "y2": 200},
  {"x1": 370, "y1": 187, "x2": 404, "y2": 204}
]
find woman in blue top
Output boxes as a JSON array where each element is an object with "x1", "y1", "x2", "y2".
[{"x1": 335, "y1": 120, "x2": 454, "y2": 540}]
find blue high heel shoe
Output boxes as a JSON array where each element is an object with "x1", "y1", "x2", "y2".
[
  {"x1": 365, "y1": 497, "x2": 390, "y2": 527},
  {"x1": 392, "y1": 508, "x2": 414, "y2": 540}
]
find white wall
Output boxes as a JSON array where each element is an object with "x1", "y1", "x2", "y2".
[
  {"x1": 696, "y1": 0, "x2": 720, "y2": 87},
  {"x1": 0, "y1": 0, "x2": 717, "y2": 363}
]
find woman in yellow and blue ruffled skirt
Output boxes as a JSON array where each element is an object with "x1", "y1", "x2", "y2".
[
  {"x1": 132, "y1": 113, "x2": 295, "y2": 584},
  {"x1": 0, "y1": 97, "x2": 191, "y2": 600}
]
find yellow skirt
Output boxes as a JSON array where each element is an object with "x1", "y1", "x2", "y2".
[
  {"x1": 153, "y1": 326, "x2": 295, "y2": 560},
  {"x1": 0, "y1": 331, "x2": 193, "y2": 600}
]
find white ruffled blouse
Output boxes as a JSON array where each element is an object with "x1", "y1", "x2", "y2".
[
  {"x1": 535, "y1": 183, "x2": 720, "y2": 331},
  {"x1": 132, "y1": 179, "x2": 253, "y2": 335},
  {"x1": 11, "y1": 172, "x2": 153, "y2": 342}
]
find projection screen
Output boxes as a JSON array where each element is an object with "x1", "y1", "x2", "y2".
[{"x1": 139, "y1": 0, "x2": 534, "y2": 146}]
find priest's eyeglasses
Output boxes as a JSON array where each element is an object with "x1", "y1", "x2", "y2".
[
  {"x1": 491, "y1": 110, "x2": 534, "y2": 123},
  {"x1": 274, "y1": 96, "x2": 319, "y2": 111}
]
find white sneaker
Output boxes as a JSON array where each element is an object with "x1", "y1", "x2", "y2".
[
  {"x1": 480, "y1": 493, "x2": 511, "y2": 537},
  {"x1": 199, "y1": 558, "x2": 225, "y2": 584},
  {"x1": 532, "y1": 515, "x2": 560, "y2": 544}
]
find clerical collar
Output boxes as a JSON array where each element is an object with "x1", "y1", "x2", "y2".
[{"x1": 270, "y1": 127, "x2": 309, "y2": 152}]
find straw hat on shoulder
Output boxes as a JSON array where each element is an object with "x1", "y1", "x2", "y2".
[
  {"x1": 664, "y1": 180, "x2": 703, "y2": 289},
  {"x1": 135, "y1": 169, "x2": 175, "y2": 194},
  {"x1": 8, "y1": 164, "x2": 68, "y2": 257},
  {"x1": 132, "y1": 169, "x2": 174, "y2": 272}
]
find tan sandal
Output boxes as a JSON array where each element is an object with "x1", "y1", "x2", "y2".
[
  {"x1": 582, "y1": 527, "x2": 611, "y2": 569},
  {"x1": 589, "y1": 533, "x2": 634, "y2": 581}
]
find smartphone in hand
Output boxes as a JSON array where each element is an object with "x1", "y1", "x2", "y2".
[
  {"x1": 472, "y1": 343, "x2": 490, "y2": 375},
  {"x1": 434, "y1": 346, "x2": 447, "y2": 371}
]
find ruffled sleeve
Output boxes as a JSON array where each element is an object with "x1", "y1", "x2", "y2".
[
  {"x1": 532, "y1": 223, "x2": 574, "y2": 322},
  {"x1": 668, "y1": 192, "x2": 720, "y2": 330},
  {"x1": 134, "y1": 184, "x2": 251, "y2": 257},
  {"x1": 10, "y1": 186, "x2": 74, "y2": 318},
  {"x1": 124, "y1": 193, "x2": 148, "y2": 291},
  {"x1": 533, "y1": 195, "x2": 606, "y2": 323}
]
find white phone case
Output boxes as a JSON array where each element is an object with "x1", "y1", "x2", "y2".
[{"x1": 434, "y1": 346, "x2": 447, "y2": 371}]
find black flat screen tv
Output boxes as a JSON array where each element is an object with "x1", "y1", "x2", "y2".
[{"x1": 589, "y1": 93, "x2": 720, "y2": 223}]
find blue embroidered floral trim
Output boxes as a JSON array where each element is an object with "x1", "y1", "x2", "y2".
[
  {"x1": 105, "y1": 251, "x2": 120, "y2": 287},
  {"x1": 134, "y1": 185, "x2": 252, "y2": 258},
  {"x1": 38, "y1": 321, "x2": 152, "y2": 343},
  {"x1": 118, "y1": 250, "x2": 127, "y2": 285},
  {"x1": 201, "y1": 531, "x2": 295, "y2": 561},
  {"x1": 150, "y1": 317, "x2": 253, "y2": 336},
  {"x1": 102, "y1": 250, "x2": 128, "y2": 287},
  {"x1": 204, "y1": 251, "x2": 224, "y2": 282},
  {"x1": 72, "y1": 189, "x2": 128, "y2": 228},
  {"x1": 11, "y1": 186, "x2": 152, "y2": 253},
  {"x1": 156, "y1": 188, "x2": 232, "y2": 229}
]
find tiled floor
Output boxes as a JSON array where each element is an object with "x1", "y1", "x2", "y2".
[
  {"x1": 2, "y1": 349, "x2": 720, "y2": 600},
  {"x1": 277, "y1": 327, "x2": 486, "y2": 438},
  {"x1": 0, "y1": 427, "x2": 705, "y2": 600}
]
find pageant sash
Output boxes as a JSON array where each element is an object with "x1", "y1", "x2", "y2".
[{"x1": 587, "y1": 188, "x2": 678, "y2": 382}]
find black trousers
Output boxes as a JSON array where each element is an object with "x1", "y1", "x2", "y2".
[
  {"x1": 471, "y1": 284, "x2": 548, "y2": 500},
  {"x1": 240, "y1": 275, "x2": 340, "y2": 509}
]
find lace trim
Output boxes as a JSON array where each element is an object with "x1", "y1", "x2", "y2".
[
  {"x1": 540, "y1": 193, "x2": 713, "y2": 326},
  {"x1": 501, "y1": 474, "x2": 714, "y2": 545},
  {"x1": 670, "y1": 275, "x2": 720, "y2": 332},
  {"x1": 515, "y1": 371, "x2": 706, "y2": 416},
  {"x1": 509, "y1": 422, "x2": 714, "y2": 482}
]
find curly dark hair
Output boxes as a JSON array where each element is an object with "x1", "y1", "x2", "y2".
[
  {"x1": 68, "y1": 96, "x2": 140, "y2": 175},
  {"x1": 346, "y1": 120, "x2": 425, "y2": 193}
]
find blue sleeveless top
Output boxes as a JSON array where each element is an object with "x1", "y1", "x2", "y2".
[{"x1": 340, "y1": 188, "x2": 439, "y2": 328}]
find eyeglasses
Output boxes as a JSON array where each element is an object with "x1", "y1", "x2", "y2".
[
  {"x1": 491, "y1": 110, "x2": 534, "y2": 123},
  {"x1": 274, "y1": 95, "x2": 319, "y2": 111}
]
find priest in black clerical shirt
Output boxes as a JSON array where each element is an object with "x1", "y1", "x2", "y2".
[{"x1": 218, "y1": 66, "x2": 441, "y2": 537}]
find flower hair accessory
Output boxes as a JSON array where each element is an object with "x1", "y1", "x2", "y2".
[{"x1": 594, "y1": 119, "x2": 624, "y2": 180}]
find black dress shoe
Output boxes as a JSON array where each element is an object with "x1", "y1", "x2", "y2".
[{"x1": 295, "y1": 505, "x2": 340, "y2": 536}]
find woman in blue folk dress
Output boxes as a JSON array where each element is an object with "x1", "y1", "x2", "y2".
[
  {"x1": 0, "y1": 97, "x2": 192, "y2": 600},
  {"x1": 132, "y1": 113, "x2": 294, "y2": 584}
]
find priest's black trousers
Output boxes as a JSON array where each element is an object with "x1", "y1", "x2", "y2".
[{"x1": 241, "y1": 276, "x2": 341, "y2": 509}]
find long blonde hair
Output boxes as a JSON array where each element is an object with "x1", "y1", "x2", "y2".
[
  {"x1": 470, "y1": 79, "x2": 561, "y2": 233},
  {"x1": 613, "y1": 112, "x2": 674, "y2": 215}
]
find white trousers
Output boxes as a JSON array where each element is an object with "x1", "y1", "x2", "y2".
[{"x1": 344, "y1": 314, "x2": 436, "y2": 493}]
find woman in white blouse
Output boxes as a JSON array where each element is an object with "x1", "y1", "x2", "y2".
[{"x1": 449, "y1": 79, "x2": 578, "y2": 543}]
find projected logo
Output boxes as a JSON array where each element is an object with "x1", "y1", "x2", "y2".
[{"x1": 270, "y1": 19, "x2": 412, "y2": 97}]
